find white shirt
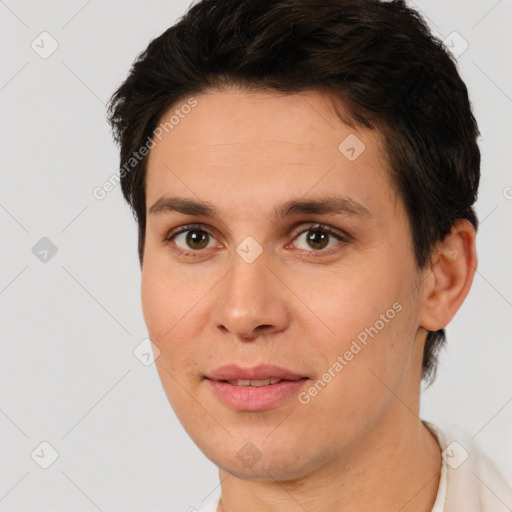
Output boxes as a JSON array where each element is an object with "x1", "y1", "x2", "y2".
[{"x1": 195, "y1": 421, "x2": 511, "y2": 512}]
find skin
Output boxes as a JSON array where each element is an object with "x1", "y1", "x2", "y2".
[{"x1": 141, "y1": 88, "x2": 477, "y2": 512}]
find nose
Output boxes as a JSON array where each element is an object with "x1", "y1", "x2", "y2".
[{"x1": 211, "y1": 249, "x2": 290, "y2": 341}]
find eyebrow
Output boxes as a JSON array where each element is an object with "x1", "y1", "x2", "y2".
[{"x1": 149, "y1": 195, "x2": 372, "y2": 220}]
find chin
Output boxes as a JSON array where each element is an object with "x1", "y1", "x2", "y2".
[{"x1": 198, "y1": 432, "x2": 324, "y2": 483}]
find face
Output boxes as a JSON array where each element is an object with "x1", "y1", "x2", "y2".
[{"x1": 142, "y1": 88, "x2": 428, "y2": 480}]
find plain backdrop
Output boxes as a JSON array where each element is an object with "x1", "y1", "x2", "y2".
[{"x1": 1, "y1": 0, "x2": 511, "y2": 510}]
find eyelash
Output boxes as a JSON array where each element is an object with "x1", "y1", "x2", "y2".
[{"x1": 164, "y1": 223, "x2": 351, "y2": 259}]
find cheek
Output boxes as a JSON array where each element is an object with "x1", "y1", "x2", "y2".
[
  {"x1": 141, "y1": 252, "x2": 194, "y2": 338},
  {"x1": 306, "y1": 265, "x2": 397, "y2": 334},
  {"x1": 303, "y1": 277, "x2": 416, "y2": 431},
  {"x1": 141, "y1": 267, "x2": 168, "y2": 339},
  {"x1": 307, "y1": 259, "x2": 416, "y2": 378},
  {"x1": 141, "y1": 262, "x2": 208, "y2": 373}
]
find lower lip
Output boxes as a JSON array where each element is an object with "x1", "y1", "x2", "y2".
[{"x1": 206, "y1": 378, "x2": 309, "y2": 411}]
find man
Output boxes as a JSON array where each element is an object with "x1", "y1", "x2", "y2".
[{"x1": 107, "y1": 0, "x2": 511, "y2": 510}]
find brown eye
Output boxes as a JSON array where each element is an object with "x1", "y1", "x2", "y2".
[
  {"x1": 292, "y1": 224, "x2": 350, "y2": 254},
  {"x1": 169, "y1": 227, "x2": 216, "y2": 252},
  {"x1": 185, "y1": 230, "x2": 209, "y2": 250},
  {"x1": 305, "y1": 229, "x2": 330, "y2": 250}
]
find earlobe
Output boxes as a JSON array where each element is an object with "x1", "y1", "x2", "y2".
[{"x1": 418, "y1": 219, "x2": 478, "y2": 332}]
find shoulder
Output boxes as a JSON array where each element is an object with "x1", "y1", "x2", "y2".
[{"x1": 424, "y1": 420, "x2": 512, "y2": 512}]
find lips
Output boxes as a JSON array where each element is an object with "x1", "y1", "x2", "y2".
[
  {"x1": 206, "y1": 366, "x2": 310, "y2": 411},
  {"x1": 205, "y1": 363, "x2": 308, "y2": 382}
]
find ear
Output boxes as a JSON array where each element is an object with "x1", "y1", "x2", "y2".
[{"x1": 418, "y1": 219, "x2": 478, "y2": 332}]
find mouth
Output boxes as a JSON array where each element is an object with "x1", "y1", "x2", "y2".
[
  {"x1": 219, "y1": 377, "x2": 299, "y2": 387},
  {"x1": 205, "y1": 363, "x2": 309, "y2": 382},
  {"x1": 204, "y1": 364, "x2": 310, "y2": 411}
]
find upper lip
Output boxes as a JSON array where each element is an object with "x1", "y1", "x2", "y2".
[{"x1": 205, "y1": 364, "x2": 308, "y2": 381}]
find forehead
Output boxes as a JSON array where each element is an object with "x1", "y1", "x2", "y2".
[
  {"x1": 145, "y1": 88, "x2": 400, "y2": 221},
  {"x1": 151, "y1": 88, "x2": 380, "y2": 159}
]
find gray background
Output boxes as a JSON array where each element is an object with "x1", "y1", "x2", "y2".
[{"x1": 1, "y1": 0, "x2": 511, "y2": 510}]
